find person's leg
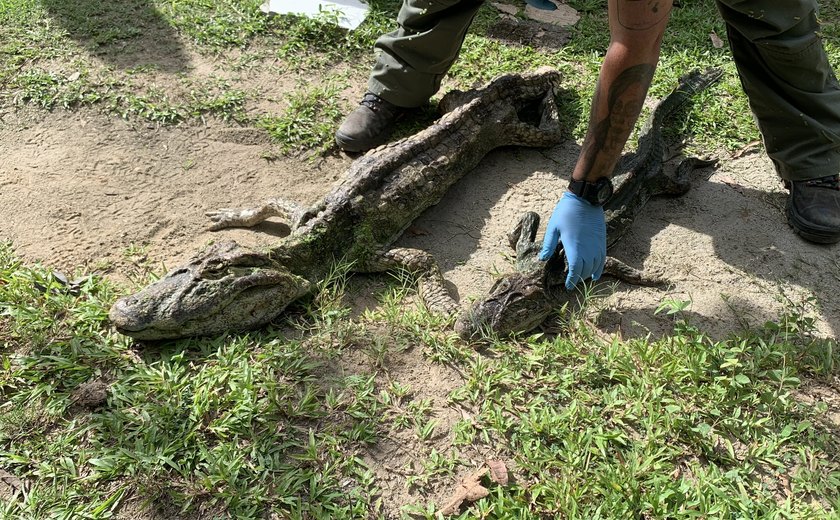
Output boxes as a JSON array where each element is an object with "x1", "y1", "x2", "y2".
[
  {"x1": 369, "y1": 0, "x2": 484, "y2": 107},
  {"x1": 336, "y1": 0, "x2": 483, "y2": 152},
  {"x1": 716, "y1": 0, "x2": 840, "y2": 243}
]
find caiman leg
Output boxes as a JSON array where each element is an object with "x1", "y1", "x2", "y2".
[
  {"x1": 602, "y1": 257, "x2": 665, "y2": 286},
  {"x1": 359, "y1": 248, "x2": 459, "y2": 316},
  {"x1": 661, "y1": 157, "x2": 718, "y2": 195},
  {"x1": 205, "y1": 198, "x2": 309, "y2": 231}
]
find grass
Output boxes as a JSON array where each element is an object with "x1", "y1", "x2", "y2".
[
  {"x1": 0, "y1": 0, "x2": 396, "y2": 133},
  {"x1": 1, "y1": 243, "x2": 838, "y2": 518},
  {"x1": 0, "y1": 244, "x2": 384, "y2": 518},
  {"x1": 444, "y1": 307, "x2": 839, "y2": 517},
  {"x1": 257, "y1": 81, "x2": 347, "y2": 155},
  {"x1": 4, "y1": 0, "x2": 835, "y2": 153},
  {"x1": 1, "y1": 0, "x2": 840, "y2": 518}
]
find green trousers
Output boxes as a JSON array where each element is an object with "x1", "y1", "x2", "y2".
[
  {"x1": 716, "y1": 0, "x2": 840, "y2": 180},
  {"x1": 368, "y1": 0, "x2": 484, "y2": 107},
  {"x1": 368, "y1": 0, "x2": 840, "y2": 181}
]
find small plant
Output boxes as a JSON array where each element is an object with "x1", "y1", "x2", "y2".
[{"x1": 258, "y1": 82, "x2": 346, "y2": 156}]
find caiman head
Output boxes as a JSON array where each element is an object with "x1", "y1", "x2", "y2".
[
  {"x1": 109, "y1": 241, "x2": 311, "y2": 340},
  {"x1": 454, "y1": 268, "x2": 554, "y2": 339},
  {"x1": 455, "y1": 212, "x2": 569, "y2": 339}
]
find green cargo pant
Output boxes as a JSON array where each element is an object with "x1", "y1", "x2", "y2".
[
  {"x1": 367, "y1": 0, "x2": 483, "y2": 108},
  {"x1": 369, "y1": 0, "x2": 840, "y2": 181},
  {"x1": 716, "y1": 0, "x2": 840, "y2": 181}
]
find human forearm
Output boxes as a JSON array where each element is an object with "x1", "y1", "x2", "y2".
[{"x1": 572, "y1": 0, "x2": 672, "y2": 182}]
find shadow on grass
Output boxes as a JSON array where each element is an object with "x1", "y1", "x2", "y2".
[{"x1": 40, "y1": 0, "x2": 190, "y2": 72}]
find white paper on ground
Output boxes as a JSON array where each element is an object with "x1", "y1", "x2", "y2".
[{"x1": 260, "y1": 0, "x2": 369, "y2": 30}]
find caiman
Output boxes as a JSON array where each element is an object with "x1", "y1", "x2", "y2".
[
  {"x1": 454, "y1": 68, "x2": 723, "y2": 338},
  {"x1": 109, "y1": 68, "x2": 565, "y2": 340}
]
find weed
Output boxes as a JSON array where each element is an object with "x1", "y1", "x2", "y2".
[
  {"x1": 0, "y1": 245, "x2": 386, "y2": 519},
  {"x1": 258, "y1": 82, "x2": 345, "y2": 156},
  {"x1": 2, "y1": 1, "x2": 840, "y2": 517}
]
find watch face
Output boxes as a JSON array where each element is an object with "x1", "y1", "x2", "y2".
[{"x1": 596, "y1": 179, "x2": 613, "y2": 205}]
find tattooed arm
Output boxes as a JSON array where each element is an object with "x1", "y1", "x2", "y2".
[
  {"x1": 572, "y1": 0, "x2": 672, "y2": 182},
  {"x1": 539, "y1": 0, "x2": 673, "y2": 288}
]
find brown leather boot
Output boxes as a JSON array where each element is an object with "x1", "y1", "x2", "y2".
[{"x1": 335, "y1": 93, "x2": 406, "y2": 153}]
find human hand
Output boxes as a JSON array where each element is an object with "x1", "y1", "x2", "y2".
[{"x1": 538, "y1": 192, "x2": 607, "y2": 290}]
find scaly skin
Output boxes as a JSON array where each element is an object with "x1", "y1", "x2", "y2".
[
  {"x1": 109, "y1": 68, "x2": 565, "y2": 340},
  {"x1": 455, "y1": 68, "x2": 722, "y2": 339}
]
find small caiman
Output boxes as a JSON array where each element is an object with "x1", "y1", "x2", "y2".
[{"x1": 454, "y1": 68, "x2": 723, "y2": 338}]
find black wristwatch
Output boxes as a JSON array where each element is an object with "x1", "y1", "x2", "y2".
[{"x1": 568, "y1": 176, "x2": 614, "y2": 206}]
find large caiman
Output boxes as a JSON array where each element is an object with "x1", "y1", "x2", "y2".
[{"x1": 109, "y1": 68, "x2": 565, "y2": 340}]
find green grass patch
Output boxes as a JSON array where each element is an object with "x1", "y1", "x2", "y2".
[
  {"x1": 0, "y1": 244, "x2": 384, "y2": 519},
  {"x1": 440, "y1": 307, "x2": 840, "y2": 517},
  {"x1": 2, "y1": 2, "x2": 840, "y2": 517},
  {"x1": 2, "y1": 244, "x2": 839, "y2": 518},
  {"x1": 3, "y1": 0, "x2": 836, "y2": 153},
  {"x1": 258, "y1": 82, "x2": 346, "y2": 155}
]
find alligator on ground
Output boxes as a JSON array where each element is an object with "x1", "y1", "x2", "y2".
[
  {"x1": 109, "y1": 68, "x2": 566, "y2": 340},
  {"x1": 454, "y1": 68, "x2": 723, "y2": 338}
]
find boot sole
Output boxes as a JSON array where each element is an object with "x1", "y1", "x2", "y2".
[
  {"x1": 786, "y1": 197, "x2": 840, "y2": 244},
  {"x1": 335, "y1": 131, "x2": 386, "y2": 153}
]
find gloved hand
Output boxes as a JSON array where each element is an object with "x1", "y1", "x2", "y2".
[{"x1": 539, "y1": 191, "x2": 607, "y2": 290}]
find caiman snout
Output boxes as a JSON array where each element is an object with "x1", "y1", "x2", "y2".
[
  {"x1": 109, "y1": 241, "x2": 312, "y2": 341},
  {"x1": 109, "y1": 294, "x2": 155, "y2": 333}
]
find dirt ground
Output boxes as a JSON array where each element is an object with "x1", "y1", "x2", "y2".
[
  {"x1": 2, "y1": 1, "x2": 839, "y2": 515},
  {"x1": 1, "y1": 104, "x2": 837, "y2": 340},
  {"x1": 1, "y1": 68, "x2": 839, "y2": 517}
]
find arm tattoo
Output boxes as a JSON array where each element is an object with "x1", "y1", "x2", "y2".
[
  {"x1": 577, "y1": 63, "x2": 655, "y2": 179},
  {"x1": 617, "y1": 0, "x2": 670, "y2": 30}
]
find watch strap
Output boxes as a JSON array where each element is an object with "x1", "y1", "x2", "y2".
[{"x1": 568, "y1": 177, "x2": 612, "y2": 206}]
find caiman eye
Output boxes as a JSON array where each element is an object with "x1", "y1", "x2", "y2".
[
  {"x1": 167, "y1": 267, "x2": 190, "y2": 277},
  {"x1": 200, "y1": 261, "x2": 228, "y2": 279}
]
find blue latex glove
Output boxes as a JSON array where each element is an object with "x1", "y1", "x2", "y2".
[{"x1": 539, "y1": 191, "x2": 607, "y2": 290}]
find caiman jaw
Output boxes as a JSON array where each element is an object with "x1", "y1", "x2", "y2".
[{"x1": 109, "y1": 241, "x2": 311, "y2": 340}]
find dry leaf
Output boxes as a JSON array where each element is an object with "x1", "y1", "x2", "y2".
[
  {"x1": 780, "y1": 474, "x2": 792, "y2": 498},
  {"x1": 0, "y1": 469, "x2": 23, "y2": 499},
  {"x1": 439, "y1": 468, "x2": 489, "y2": 516},
  {"x1": 464, "y1": 482, "x2": 490, "y2": 501},
  {"x1": 439, "y1": 461, "x2": 511, "y2": 515},
  {"x1": 709, "y1": 32, "x2": 724, "y2": 49},
  {"x1": 487, "y1": 459, "x2": 509, "y2": 485}
]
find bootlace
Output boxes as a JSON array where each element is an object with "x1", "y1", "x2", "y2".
[
  {"x1": 360, "y1": 93, "x2": 392, "y2": 113},
  {"x1": 805, "y1": 175, "x2": 840, "y2": 190}
]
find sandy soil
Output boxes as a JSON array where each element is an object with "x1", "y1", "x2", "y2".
[
  {"x1": 2, "y1": 106, "x2": 836, "y2": 340},
  {"x1": 2, "y1": 1, "x2": 838, "y2": 515},
  {"x1": 1, "y1": 82, "x2": 838, "y2": 518}
]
